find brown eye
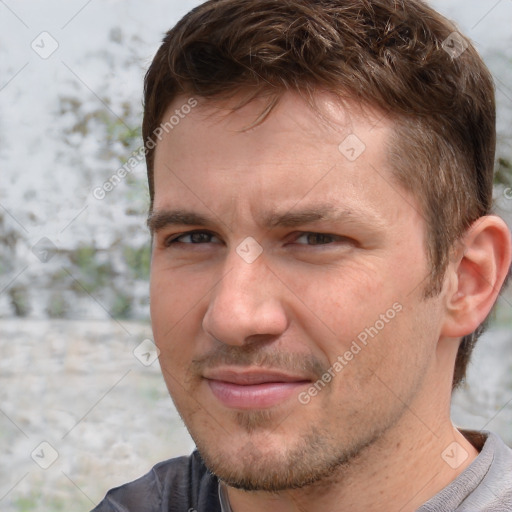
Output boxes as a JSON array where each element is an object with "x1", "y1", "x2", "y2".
[
  {"x1": 165, "y1": 230, "x2": 220, "y2": 246},
  {"x1": 295, "y1": 233, "x2": 347, "y2": 245}
]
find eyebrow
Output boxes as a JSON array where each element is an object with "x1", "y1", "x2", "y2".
[
  {"x1": 147, "y1": 210, "x2": 211, "y2": 233},
  {"x1": 147, "y1": 204, "x2": 383, "y2": 234},
  {"x1": 265, "y1": 209, "x2": 355, "y2": 228}
]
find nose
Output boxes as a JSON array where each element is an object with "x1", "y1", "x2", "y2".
[{"x1": 202, "y1": 252, "x2": 289, "y2": 346}]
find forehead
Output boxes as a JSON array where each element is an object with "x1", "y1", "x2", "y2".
[
  {"x1": 155, "y1": 91, "x2": 386, "y2": 159},
  {"x1": 151, "y1": 91, "x2": 420, "y2": 230}
]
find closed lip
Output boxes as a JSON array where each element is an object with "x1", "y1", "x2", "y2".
[{"x1": 202, "y1": 367, "x2": 312, "y2": 385}]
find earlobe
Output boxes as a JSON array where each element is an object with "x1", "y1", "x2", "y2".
[{"x1": 441, "y1": 215, "x2": 511, "y2": 338}]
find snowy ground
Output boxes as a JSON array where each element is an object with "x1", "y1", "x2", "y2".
[{"x1": 0, "y1": 319, "x2": 194, "y2": 511}]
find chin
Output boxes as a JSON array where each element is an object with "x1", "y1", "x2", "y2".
[{"x1": 191, "y1": 422, "x2": 364, "y2": 492}]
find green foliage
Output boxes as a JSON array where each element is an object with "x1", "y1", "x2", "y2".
[
  {"x1": 8, "y1": 286, "x2": 29, "y2": 317},
  {"x1": 14, "y1": 489, "x2": 89, "y2": 512},
  {"x1": 111, "y1": 293, "x2": 132, "y2": 319},
  {"x1": 137, "y1": 380, "x2": 164, "y2": 402},
  {"x1": 124, "y1": 245, "x2": 151, "y2": 280},
  {"x1": 106, "y1": 115, "x2": 141, "y2": 150},
  {"x1": 47, "y1": 293, "x2": 68, "y2": 318},
  {"x1": 70, "y1": 246, "x2": 115, "y2": 294},
  {"x1": 50, "y1": 268, "x2": 73, "y2": 286},
  {"x1": 125, "y1": 181, "x2": 151, "y2": 217},
  {"x1": 59, "y1": 94, "x2": 141, "y2": 153},
  {"x1": 492, "y1": 291, "x2": 512, "y2": 327},
  {"x1": 14, "y1": 495, "x2": 37, "y2": 512},
  {"x1": 495, "y1": 157, "x2": 512, "y2": 187}
]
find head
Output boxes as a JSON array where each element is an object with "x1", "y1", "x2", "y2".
[{"x1": 144, "y1": 0, "x2": 510, "y2": 492}]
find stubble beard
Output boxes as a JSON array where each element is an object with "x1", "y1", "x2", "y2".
[
  {"x1": 172, "y1": 345, "x2": 411, "y2": 493},
  {"x1": 188, "y1": 405, "x2": 397, "y2": 493}
]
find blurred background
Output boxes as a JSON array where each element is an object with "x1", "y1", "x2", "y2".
[{"x1": 0, "y1": 0, "x2": 511, "y2": 510}]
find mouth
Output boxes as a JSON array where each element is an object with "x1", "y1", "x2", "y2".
[{"x1": 203, "y1": 368, "x2": 312, "y2": 409}]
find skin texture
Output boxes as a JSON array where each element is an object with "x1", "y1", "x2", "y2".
[{"x1": 149, "y1": 91, "x2": 511, "y2": 512}]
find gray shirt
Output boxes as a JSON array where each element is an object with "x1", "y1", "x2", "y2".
[
  {"x1": 417, "y1": 430, "x2": 512, "y2": 511},
  {"x1": 92, "y1": 430, "x2": 511, "y2": 511}
]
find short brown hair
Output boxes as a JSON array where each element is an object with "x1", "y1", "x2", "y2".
[{"x1": 143, "y1": 0, "x2": 497, "y2": 388}]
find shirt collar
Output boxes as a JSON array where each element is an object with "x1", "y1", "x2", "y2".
[{"x1": 218, "y1": 481, "x2": 233, "y2": 512}]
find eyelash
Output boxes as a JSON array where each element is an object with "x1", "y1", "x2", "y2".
[
  {"x1": 164, "y1": 230, "x2": 219, "y2": 246},
  {"x1": 164, "y1": 230, "x2": 352, "y2": 247}
]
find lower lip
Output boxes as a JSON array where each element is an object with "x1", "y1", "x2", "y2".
[{"x1": 207, "y1": 380, "x2": 309, "y2": 409}]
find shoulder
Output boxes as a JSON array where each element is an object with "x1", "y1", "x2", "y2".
[
  {"x1": 467, "y1": 431, "x2": 512, "y2": 510},
  {"x1": 419, "y1": 431, "x2": 512, "y2": 512},
  {"x1": 91, "y1": 450, "x2": 221, "y2": 512}
]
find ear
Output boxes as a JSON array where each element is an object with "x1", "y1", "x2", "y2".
[{"x1": 441, "y1": 215, "x2": 511, "y2": 338}]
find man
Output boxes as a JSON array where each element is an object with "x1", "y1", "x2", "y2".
[{"x1": 93, "y1": 0, "x2": 512, "y2": 510}]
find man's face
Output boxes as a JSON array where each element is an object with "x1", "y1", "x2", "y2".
[{"x1": 149, "y1": 92, "x2": 445, "y2": 490}]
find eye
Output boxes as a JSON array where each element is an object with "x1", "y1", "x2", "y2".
[
  {"x1": 293, "y1": 232, "x2": 350, "y2": 245},
  {"x1": 165, "y1": 230, "x2": 221, "y2": 246}
]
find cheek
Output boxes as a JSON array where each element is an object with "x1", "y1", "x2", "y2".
[
  {"x1": 150, "y1": 255, "x2": 209, "y2": 323},
  {"x1": 286, "y1": 266, "x2": 420, "y2": 392},
  {"x1": 283, "y1": 263, "x2": 393, "y2": 345},
  {"x1": 339, "y1": 301, "x2": 436, "y2": 406},
  {"x1": 150, "y1": 268, "x2": 206, "y2": 365}
]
